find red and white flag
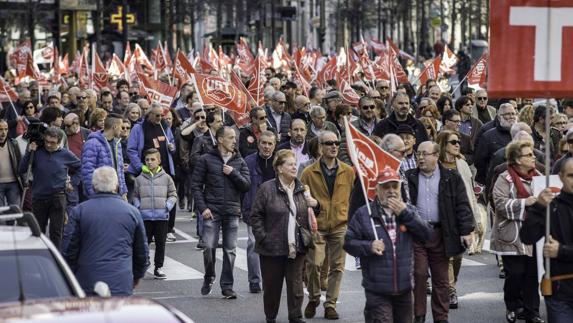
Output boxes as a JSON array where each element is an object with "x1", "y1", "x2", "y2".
[
  {"x1": 441, "y1": 46, "x2": 458, "y2": 72},
  {"x1": 191, "y1": 72, "x2": 249, "y2": 114},
  {"x1": 369, "y1": 38, "x2": 387, "y2": 55},
  {"x1": 123, "y1": 41, "x2": 132, "y2": 66},
  {"x1": 18, "y1": 52, "x2": 42, "y2": 82},
  {"x1": 92, "y1": 52, "x2": 109, "y2": 91},
  {"x1": 387, "y1": 39, "x2": 410, "y2": 84},
  {"x1": 9, "y1": 40, "x2": 32, "y2": 76},
  {"x1": 235, "y1": 37, "x2": 255, "y2": 76},
  {"x1": 340, "y1": 79, "x2": 361, "y2": 107},
  {"x1": 108, "y1": 53, "x2": 126, "y2": 78},
  {"x1": 271, "y1": 36, "x2": 291, "y2": 71},
  {"x1": 316, "y1": 56, "x2": 338, "y2": 88},
  {"x1": 418, "y1": 57, "x2": 442, "y2": 85},
  {"x1": 60, "y1": 53, "x2": 69, "y2": 75},
  {"x1": 33, "y1": 42, "x2": 54, "y2": 65},
  {"x1": 173, "y1": 50, "x2": 196, "y2": 86},
  {"x1": 229, "y1": 70, "x2": 254, "y2": 127},
  {"x1": 51, "y1": 46, "x2": 61, "y2": 83},
  {"x1": 466, "y1": 53, "x2": 488, "y2": 90},
  {"x1": 247, "y1": 56, "x2": 267, "y2": 106},
  {"x1": 134, "y1": 44, "x2": 154, "y2": 74},
  {"x1": 0, "y1": 76, "x2": 18, "y2": 103},
  {"x1": 344, "y1": 118, "x2": 401, "y2": 201},
  {"x1": 138, "y1": 72, "x2": 178, "y2": 109}
]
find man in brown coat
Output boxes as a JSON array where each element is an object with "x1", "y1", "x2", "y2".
[{"x1": 301, "y1": 130, "x2": 355, "y2": 320}]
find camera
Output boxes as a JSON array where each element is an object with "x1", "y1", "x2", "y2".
[{"x1": 23, "y1": 118, "x2": 48, "y2": 145}]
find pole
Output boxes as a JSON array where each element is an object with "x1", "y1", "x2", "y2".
[
  {"x1": 542, "y1": 97, "x2": 551, "y2": 292},
  {"x1": 122, "y1": 0, "x2": 129, "y2": 48}
]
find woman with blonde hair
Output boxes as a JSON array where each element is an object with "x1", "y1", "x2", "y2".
[
  {"x1": 89, "y1": 108, "x2": 108, "y2": 132},
  {"x1": 419, "y1": 116, "x2": 438, "y2": 141},
  {"x1": 518, "y1": 104, "x2": 535, "y2": 127}
]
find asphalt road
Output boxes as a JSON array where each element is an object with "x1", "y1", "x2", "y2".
[{"x1": 135, "y1": 210, "x2": 547, "y2": 323}]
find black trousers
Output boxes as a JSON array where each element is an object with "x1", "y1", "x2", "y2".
[
  {"x1": 260, "y1": 254, "x2": 305, "y2": 321},
  {"x1": 502, "y1": 254, "x2": 540, "y2": 319},
  {"x1": 32, "y1": 193, "x2": 67, "y2": 250},
  {"x1": 364, "y1": 290, "x2": 413, "y2": 323},
  {"x1": 145, "y1": 220, "x2": 168, "y2": 268}
]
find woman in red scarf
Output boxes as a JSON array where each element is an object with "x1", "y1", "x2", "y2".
[{"x1": 491, "y1": 140, "x2": 544, "y2": 323}]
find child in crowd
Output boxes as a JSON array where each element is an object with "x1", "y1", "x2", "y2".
[{"x1": 134, "y1": 148, "x2": 177, "y2": 279}]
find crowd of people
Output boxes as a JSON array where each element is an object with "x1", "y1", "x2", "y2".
[{"x1": 1, "y1": 64, "x2": 573, "y2": 323}]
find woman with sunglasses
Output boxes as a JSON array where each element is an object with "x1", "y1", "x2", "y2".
[
  {"x1": 436, "y1": 130, "x2": 479, "y2": 310},
  {"x1": 16, "y1": 101, "x2": 38, "y2": 136}
]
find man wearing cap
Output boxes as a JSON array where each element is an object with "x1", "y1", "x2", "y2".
[
  {"x1": 345, "y1": 166, "x2": 431, "y2": 323},
  {"x1": 397, "y1": 124, "x2": 418, "y2": 172},
  {"x1": 322, "y1": 91, "x2": 342, "y2": 123},
  {"x1": 373, "y1": 92, "x2": 428, "y2": 151},
  {"x1": 265, "y1": 91, "x2": 291, "y2": 143},
  {"x1": 407, "y1": 141, "x2": 474, "y2": 323}
]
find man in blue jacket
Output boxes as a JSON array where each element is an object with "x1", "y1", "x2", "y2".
[
  {"x1": 81, "y1": 115, "x2": 128, "y2": 199},
  {"x1": 20, "y1": 127, "x2": 81, "y2": 250},
  {"x1": 344, "y1": 166, "x2": 431, "y2": 323},
  {"x1": 63, "y1": 166, "x2": 149, "y2": 296}
]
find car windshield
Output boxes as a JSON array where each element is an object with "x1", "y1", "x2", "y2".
[{"x1": 0, "y1": 249, "x2": 73, "y2": 303}]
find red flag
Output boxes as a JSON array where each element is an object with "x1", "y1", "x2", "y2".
[
  {"x1": 9, "y1": 40, "x2": 32, "y2": 77},
  {"x1": 78, "y1": 46, "x2": 90, "y2": 89},
  {"x1": 191, "y1": 72, "x2": 249, "y2": 114},
  {"x1": 316, "y1": 56, "x2": 337, "y2": 88},
  {"x1": 52, "y1": 46, "x2": 61, "y2": 83},
  {"x1": 441, "y1": 46, "x2": 458, "y2": 72},
  {"x1": 108, "y1": 53, "x2": 126, "y2": 78},
  {"x1": 60, "y1": 53, "x2": 69, "y2": 75},
  {"x1": 235, "y1": 37, "x2": 255, "y2": 76},
  {"x1": 173, "y1": 50, "x2": 196, "y2": 85},
  {"x1": 466, "y1": 53, "x2": 488, "y2": 90},
  {"x1": 138, "y1": 72, "x2": 178, "y2": 109},
  {"x1": 387, "y1": 39, "x2": 410, "y2": 84},
  {"x1": 344, "y1": 118, "x2": 401, "y2": 200},
  {"x1": 134, "y1": 44, "x2": 154, "y2": 73},
  {"x1": 92, "y1": 52, "x2": 109, "y2": 91},
  {"x1": 218, "y1": 46, "x2": 232, "y2": 70},
  {"x1": 418, "y1": 57, "x2": 442, "y2": 85},
  {"x1": 247, "y1": 56, "x2": 267, "y2": 106},
  {"x1": 123, "y1": 41, "x2": 132, "y2": 66},
  {"x1": 0, "y1": 76, "x2": 19, "y2": 103},
  {"x1": 230, "y1": 69, "x2": 255, "y2": 105},
  {"x1": 340, "y1": 79, "x2": 360, "y2": 107},
  {"x1": 369, "y1": 38, "x2": 387, "y2": 55},
  {"x1": 19, "y1": 52, "x2": 42, "y2": 81},
  {"x1": 272, "y1": 37, "x2": 291, "y2": 71}
]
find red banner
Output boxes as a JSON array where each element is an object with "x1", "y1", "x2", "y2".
[
  {"x1": 466, "y1": 53, "x2": 488, "y2": 90},
  {"x1": 9, "y1": 40, "x2": 31, "y2": 77},
  {"x1": 173, "y1": 50, "x2": 196, "y2": 86},
  {"x1": 489, "y1": 0, "x2": 573, "y2": 97},
  {"x1": 340, "y1": 79, "x2": 360, "y2": 107},
  {"x1": 138, "y1": 73, "x2": 178, "y2": 109},
  {"x1": 345, "y1": 118, "x2": 401, "y2": 200},
  {"x1": 247, "y1": 56, "x2": 267, "y2": 106},
  {"x1": 235, "y1": 37, "x2": 255, "y2": 76},
  {"x1": 192, "y1": 72, "x2": 249, "y2": 114},
  {"x1": 419, "y1": 57, "x2": 442, "y2": 85}
]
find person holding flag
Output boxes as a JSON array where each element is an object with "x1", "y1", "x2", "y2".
[{"x1": 344, "y1": 166, "x2": 431, "y2": 323}]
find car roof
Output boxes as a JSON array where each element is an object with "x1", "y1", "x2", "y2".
[
  {"x1": 0, "y1": 227, "x2": 47, "y2": 251},
  {"x1": 0, "y1": 297, "x2": 194, "y2": 323}
]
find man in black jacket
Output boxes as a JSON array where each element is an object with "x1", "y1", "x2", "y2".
[
  {"x1": 373, "y1": 92, "x2": 428, "y2": 151},
  {"x1": 407, "y1": 141, "x2": 474, "y2": 323},
  {"x1": 521, "y1": 157, "x2": 573, "y2": 322},
  {"x1": 192, "y1": 126, "x2": 251, "y2": 299}
]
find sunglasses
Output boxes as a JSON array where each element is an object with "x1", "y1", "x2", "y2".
[
  {"x1": 154, "y1": 113, "x2": 163, "y2": 117},
  {"x1": 321, "y1": 140, "x2": 341, "y2": 146},
  {"x1": 256, "y1": 116, "x2": 267, "y2": 120},
  {"x1": 361, "y1": 105, "x2": 376, "y2": 110},
  {"x1": 448, "y1": 140, "x2": 461, "y2": 146},
  {"x1": 379, "y1": 86, "x2": 389, "y2": 90},
  {"x1": 567, "y1": 139, "x2": 573, "y2": 145},
  {"x1": 122, "y1": 126, "x2": 131, "y2": 130},
  {"x1": 195, "y1": 115, "x2": 206, "y2": 120},
  {"x1": 26, "y1": 105, "x2": 35, "y2": 109},
  {"x1": 448, "y1": 119, "x2": 461, "y2": 123},
  {"x1": 477, "y1": 97, "x2": 488, "y2": 101}
]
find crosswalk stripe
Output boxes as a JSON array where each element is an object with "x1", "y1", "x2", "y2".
[
  {"x1": 174, "y1": 228, "x2": 198, "y2": 242},
  {"x1": 344, "y1": 252, "x2": 488, "y2": 271},
  {"x1": 147, "y1": 249, "x2": 204, "y2": 281},
  {"x1": 215, "y1": 246, "x2": 249, "y2": 272}
]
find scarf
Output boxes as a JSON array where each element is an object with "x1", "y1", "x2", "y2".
[{"x1": 507, "y1": 165, "x2": 536, "y2": 198}]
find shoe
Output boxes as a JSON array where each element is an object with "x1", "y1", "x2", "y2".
[
  {"x1": 324, "y1": 307, "x2": 339, "y2": 320},
  {"x1": 153, "y1": 268, "x2": 167, "y2": 280},
  {"x1": 266, "y1": 319, "x2": 276, "y2": 323},
  {"x1": 222, "y1": 289, "x2": 237, "y2": 299},
  {"x1": 526, "y1": 317, "x2": 545, "y2": 323},
  {"x1": 178, "y1": 199, "x2": 186, "y2": 210},
  {"x1": 195, "y1": 240, "x2": 205, "y2": 250},
  {"x1": 355, "y1": 257, "x2": 361, "y2": 270},
  {"x1": 249, "y1": 283, "x2": 261, "y2": 293},
  {"x1": 190, "y1": 211, "x2": 196, "y2": 219},
  {"x1": 200, "y1": 278, "x2": 214, "y2": 295},
  {"x1": 413, "y1": 315, "x2": 425, "y2": 323},
  {"x1": 320, "y1": 280, "x2": 328, "y2": 292},
  {"x1": 426, "y1": 280, "x2": 432, "y2": 295},
  {"x1": 449, "y1": 292, "x2": 458, "y2": 309},
  {"x1": 289, "y1": 319, "x2": 305, "y2": 323},
  {"x1": 506, "y1": 310, "x2": 517, "y2": 323},
  {"x1": 499, "y1": 268, "x2": 506, "y2": 279},
  {"x1": 166, "y1": 232, "x2": 176, "y2": 242},
  {"x1": 304, "y1": 300, "x2": 319, "y2": 318},
  {"x1": 516, "y1": 308, "x2": 525, "y2": 320}
]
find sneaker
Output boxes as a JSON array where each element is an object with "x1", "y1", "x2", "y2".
[
  {"x1": 222, "y1": 289, "x2": 237, "y2": 299},
  {"x1": 449, "y1": 292, "x2": 458, "y2": 309},
  {"x1": 426, "y1": 280, "x2": 432, "y2": 295},
  {"x1": 324, "y1": 307, "x2": 339, "y2": 320},
  {"x1": 304, "y1": 300, "x2": 320, "y2": 319},
  {"x1": 195, "y1": 240, "x2": 205, "y2": 250},
  {"x1": 249, "y1": 283, "x2": 262, "y2": 293},
  {"x1": 201, "y1": 278, "x2": 214, "y2": 295},
  {"x1": 355, "y1": 257, "x2": 361, "y2": 270},
  {"x1": 166, "y1": 232, "x2": 176, "y2": 242},
  {"x1": 178, "y1": 199, "x2": 186, "y2": 210},
  {"x1": 154, "y1": 268, "x2": 167, "y2": 280}
]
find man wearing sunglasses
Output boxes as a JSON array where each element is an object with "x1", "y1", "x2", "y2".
[
  {"x1": 353, "y1": 96, "x2": 379, "y2": 136},
  {"x1": 301, "y1": 131, "x2": 355, "y2": 320},
  {"x1": 266, "y1": 91, "x2": 291, "y2": 143},
  {"x1": 239, "y1": 107, "x2": 274, "y2": 158},
  {"x1": 472, "y1": 89, "x2": 497, "y2": 124}
]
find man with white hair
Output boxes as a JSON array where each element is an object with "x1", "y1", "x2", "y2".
[
  {"x1": 266, "y1": 91, "x2": 292, "y2": 143},
  {"x1": 63, "y1": 166, "x2": 148, "y2": 296}
]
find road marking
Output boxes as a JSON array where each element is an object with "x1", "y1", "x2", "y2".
[
  {"x1": 215, "y1": 246, "x2": 249, "y2": 272},
  {"x1": 458, "y1": 291, "x2": 504, "y2": 300},
  {"x1": 345, "y1": 253, "x2": 487, "y2": 271},
  {"x1": 174, "y1": 228, "x2": 198, "y2": 242},
  {"x1": 147, "y1": 249, "x2": 204, "y2": 281},
  {"x1": 462, "y1": 258, "x2": 487, "y2": 266}
]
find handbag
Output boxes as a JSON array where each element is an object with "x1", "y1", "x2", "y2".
[{"x1": 292, "y1": 208, "x2": 314, "y2": 252}]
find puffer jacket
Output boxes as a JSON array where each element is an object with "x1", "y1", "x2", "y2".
[
  {"x1": 191, "y1": 149, "x2": 251, "y2": 217},
  {"x1": 265, "y1": 105, "x2": 291, "y2": 143},
  {"x1": 133, "y1": 166, "x2": 177, "y2": 221},
  {"x1": 242, "y1": 152, "x2": 275, "y2": 225},
  {"x1": 81, "y1": 131, "x2": 128, "y2": 197},
  {"x1": 127, "y1": 119, "x2": 175, "y2": 176},
  {"x1": 344, "y1": 202, "x2": 431, "y2": 295},
  {"x1": 250, "y1": 178, "x2": 311, "y2": 256},
  {"x1": 491, "y1": 169, "x2": 540, "y2": 256}
]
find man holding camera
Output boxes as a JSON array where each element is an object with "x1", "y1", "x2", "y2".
[{"x1": 19, "y1": 127, "x2": 81, "y2": 249}]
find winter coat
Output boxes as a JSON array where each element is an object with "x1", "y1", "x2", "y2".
[
  {"x1": 491, "y1": 169, "x2": 540, "y2": 256},
  {"x1": 300, "y1": 159, "x2": 355, "y2": 231},
  {"x1": 373, "y1": 112, "x2": 429, "y2": 151},
  {"x1": 474, "y1": 122, "x2": 512, "y2": 184},
  {"x1": 471, "y1": 105, "x2": 497, "y2": 124},
  {"x1": 63, "y1": 193, "x2": 149, "y2": 296},
  {"x1": 127, "y1": 119, "x2": 175, "y2": 176},
  {"x1": 242, "y1": 152, "x2": 275, "y2": 225},
  {"x1": 521, "y1": 191, "x2": 573, "y2": 302},
  {"x1": 265, "y1": 106, "x2": 291, "y2": 143},
  {"x1": 407, "y1": 165, "x2": 475, "y2": 257},
  {"x1": 2, "y1": 138, "x2": 23, "y2": 191},
  {"x1": 250, "y1": 178, "x2": 311, "y2": 256},
  {"x1": 344, "y1": 202, "x2": 431, "y2": 295},
  {"x1": 351, "y1": 118, "x2": 379, "y2": 136},
  {"x1": 133, "y1": 167, "x2": 177, "y2": 221},
  {"x1": 81, "y1": 131, "x2": 128, "y2": 197},
  {"x1": 191, "y1": 149, "x2": 251, "y2": 217}
]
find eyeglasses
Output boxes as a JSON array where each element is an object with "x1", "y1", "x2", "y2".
[
  {"x1": 321, "y1": 140, "x2": 341, "y2": 146},
  {"x1": 501, "y1": 112, "x2": 517, "y2": 118},
  {"x1": 154, "y1": 113, "x2": 163, "y2": 117},
  {"x1": 64, "y1": 122, "x2": 79, "y2": 128},
  {"x1": 361, "y1": 105, "x2": 376, "y2": 110},
  {"x1": 418, "y1": 105, "x2": 428, "y2": 110},
  {"x1": 391, "y1": 148, "x2": 406, "y2": 155},
  {"x1": 195, "y1": 115, "x2": 206, "y2": 120},
  {"x1": 476, "y1": 97, "x2": 488, "y2": 101},
  {"x1": 130, "y1": 92, "x2": 138, "y2": 96},
  {"x1": 256, "y1": 116, "x2": 267, "y2": 121},
  {"x1": 448, "y1": 119, "x2": 461, "y2": 124},
  {"x1": 519, "y1": 152, "x2": 535, "y2": 159},
  {"x1": 447, "y1": 140, "x2": 461, "y2": 146},
  {"x1": 416, "y1": 151, "x2": 437, "y2": 158}
]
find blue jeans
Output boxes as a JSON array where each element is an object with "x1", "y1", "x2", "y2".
[
  {"x1": 203, "y1": 216, "x2": 239, "y2": 290},
  {"x1": 546, "y1": 297, "x2": 573, "y2": 323},
  {"x1": 246, "y1": 225, "x2": 261, "y2": 285},
  {"x1": 0, "y1": 182, "x2": 21, "y2": 207}
]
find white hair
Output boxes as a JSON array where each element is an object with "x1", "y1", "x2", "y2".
[{"x1": 92, "y1": 166, "x2": 119, "y2": 193}]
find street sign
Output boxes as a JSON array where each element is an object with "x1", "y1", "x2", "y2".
[{"x1": 489, "y1": 0, "x2": 573, "y2": 97}]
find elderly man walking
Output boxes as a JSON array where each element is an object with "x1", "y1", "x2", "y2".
[{"x1": 63, "y1": 166, "x2": 149, "y2": 296}]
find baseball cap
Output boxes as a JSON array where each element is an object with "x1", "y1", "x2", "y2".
[
  {"x1": 376, "y1": 166, "x2": 402, "y2": 185},
  {"x1": 396, "y1": 124, "x2": 415, "y2": 136},
  {"x1": 324, "y1": 91, "x2": 341, "y2": 100}
]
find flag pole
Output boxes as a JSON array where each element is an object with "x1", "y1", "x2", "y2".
[
  {"x1": 541, "y1": 97, "x2": 552, "y2": 295},
  {"x1": 451, "y1": 73, "x2": 469, "y2": 96},
  {"x1": 1, "y1": 77, "x2": 19, "y2": 117}
]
